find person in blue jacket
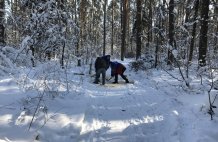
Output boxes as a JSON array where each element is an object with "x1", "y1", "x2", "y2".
[
  {"x1": 93, "y1": 55, "x2": 110, "y2": 85},
  {"x1": 110, "y1": 61, "x2": 129, "y2": 83}
]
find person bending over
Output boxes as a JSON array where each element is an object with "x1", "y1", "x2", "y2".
[{"x1": 110, "y1": 61, "x2": 129, "y2": 84}]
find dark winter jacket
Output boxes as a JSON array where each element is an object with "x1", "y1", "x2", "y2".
[
  {"x1": 101, "y1": 55, "x2": 110, "y2": 69},
  {"x1": 110, "y1": 61, "x2": 126, "y2": 76},
  {"x1": 95, "y1": 55, "x2": 111, "y2": 71}
]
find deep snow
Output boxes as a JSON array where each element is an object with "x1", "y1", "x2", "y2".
[{"x1": 0, "y1": 60, "x2": 218, "y2": 142}]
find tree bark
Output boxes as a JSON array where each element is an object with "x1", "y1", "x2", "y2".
[
  {"x1": 198, "y1": 0, "x2": 210, "y2": 67},
  {"x1": 136, "y1": 0, "x2": 142, "y2": 60},
  {"x1": 78, "y1": 0, "x2": 85, "y2": 56},
  {"x1": 184, "y1": 0, "x2": 192, "y2": 28},
  {"x1": 0, "y1": 0, "x2": 5, "y2": 45},
  {"x1": 167, "y1": 0, "x2": 175, "y2": 65},
  {"x1": 147, "y1": 0, "x2": 153, "y2": 48},
  {"x1": 214, "y1": 0, "x2": 218, "y2": 53},
  {"x1": 121, "y1": 0, "x2": 128, "y2": 61},
  {"x1": 111, "y1": 0, "x2": 114, "y2": 55},
  {"x1": 188, "y1": 0, "x2": 199, "y2": 64},
  {"x1": 59, "y1": 0, "x2": 66, "y2": 68},
  {"x1": 103, "y1": 0, "x2": 107, "y2": 56}
]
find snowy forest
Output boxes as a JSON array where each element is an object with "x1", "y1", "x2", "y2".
[{"x1": 0, "y1": 0, "x2": 218, "y2": 142}]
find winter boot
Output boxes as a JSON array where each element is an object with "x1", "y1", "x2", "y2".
[
  {"x1": 121, "y1": 74, "x2": 129, "y2": 83},
  {"x1": 113, "y1": 75, "x2": 118, "y2": 83},
  {"x1": 93, "y1": 79, "x2": 100, "y2": 84},
  {"x1": 93, "y1": 81, "x2": 99, "y2": 84}
]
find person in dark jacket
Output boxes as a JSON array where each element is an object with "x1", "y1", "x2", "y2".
[
  {"x1": 110, "y1": 61, "x2": 129, "y2": 83},
  {"x1": 93, "y1": 55, "x2": 110, "y2": 85}
]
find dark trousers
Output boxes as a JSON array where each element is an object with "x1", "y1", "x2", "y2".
[
  {"x1": 114, "y1": 67, "x2": 129, "y2": 83},
  {"x1": 94, "y1": 68, "x2": 106, "y2": 85}
]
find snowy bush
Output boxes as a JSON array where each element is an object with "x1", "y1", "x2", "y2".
[
  {"x1": 0, "y1": 41, "x2": 35, "y2": 76},
  {"x1": 18, "y1": 0, "x2": 77, "y2": 66},
  {"x1": 129, "y1": 60, "x2": 146, "y2": 72},
  {"x1": 0, "y1": 45, "x2": 32, "y2": 76},
  {"x1": 17, "y1": 60, "x2": 70, "y2": 95},
  {"x1": 129, "y1": 55, "x2": 154, "y2": 72},
  {"x1": 16, "y1": 61, "x2": 71, "y2": 130}
]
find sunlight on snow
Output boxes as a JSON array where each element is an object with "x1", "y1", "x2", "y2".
[
  {"x1": 143, "y1": 115, "x2": 164, "y2": 123},
  {"x1": 0, "y1": 78, "x2": 12, "y2": 83},
  {"x1": 46, "y1": 113, "x2": 73, "y2": 129},
  {"x1": 0, "y1": 114, "x2": 12, "y2": 126},
  {"x1": 80, "y1": 115, "x2": 164, "y2": 135},
  {"x1": 0, "y1": 86, "x2": 19, "y2": 92},
  {"x1": 172, "y1": 110, "x2": 179, "y2": 116},
  {"x1": 15, "y1": 111, "x2": 32, "y2": 126}
]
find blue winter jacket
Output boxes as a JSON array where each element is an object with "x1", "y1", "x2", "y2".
[{"x1": 110, "y1": 61, "x2": 126, "y2": 76}]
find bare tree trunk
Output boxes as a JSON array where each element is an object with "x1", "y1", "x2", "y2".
[
  {"x1": 121, "y1": 0, "x2": 128, "y2": 61},
  {"x1": 184, "y1": 0, "x2": 192, "y2": 27},
  {"x1": 59, "y1": 0, "x2": 66, "y2": 68},
  {"x1": 111, "y1": 0, "x2": 114, "y2": 55},
  {"x1": 61, "y1": 40, "x2": 66, "y2": 68},
  {"x1": 126, "y1": 0, "x2": 130, "y2": 54},
  {"x1": 147, "y1": 0, "x2": 153, "y2": 48},
  {"x1": 77, "y1": 0, "x2": 86, "y2": 66},
  {"x1": 188, "y1": 0, "x2": 199, "y2": 64},
  {"x1": 74, "y1": 0, "x2": 80, "y2": 64},
  {"x1": 136, "y1": 0, "x2": 142, "y2": 60},
  {"x1": 103, "y1": 0, "x2": 107, "y2": 56},
  {"x1": 120, "y1": 0, "x2": 123, "y2": 48},
  {"x1": 155, "y1": 2, "x2": 162, "y2": 68},
  {"x1": 167, "y1": 0, "x2": 175, "y2": 65},
  {"x1": 198, "y1": 0, "x2": 210, "y2": 67},
  {"x1": 120, "y1": 0, "x2": 123, "y2": 35},
  {"x1": 79, "y1": 0, "x2": 86, "y2": 50},
  {"x1": 11, "y1": 0, "x2": 17, "y2": 45},
  {"x1": 130, "y1": 1, "x2": 136, "y2": 54},
  {"x1": 214, "y1": 0, "x2": 218, "y2": 53},
  {"x1": 0, "y1": 0, "x2": 5, "y2": 45}
]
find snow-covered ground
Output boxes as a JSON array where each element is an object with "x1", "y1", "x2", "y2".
[{"x1": 0, "y1": 60, "x2": 218, "y2": 142}]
